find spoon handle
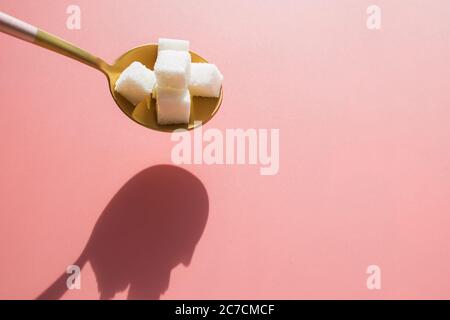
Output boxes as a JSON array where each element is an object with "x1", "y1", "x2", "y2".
[{"x1": 0, "y1": 11, "x2": 109, "y2": 72}]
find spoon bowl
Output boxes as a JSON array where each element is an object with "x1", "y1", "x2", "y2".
[
  {"x1": 106, "y1": 44, "x2": 222, "y2": 132},
  {"x1": 0, "y1": 12, "x2": 222, "y2": 132}
]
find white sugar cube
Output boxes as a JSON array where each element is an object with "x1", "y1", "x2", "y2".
[
  {"x1": 114, "y1": 61, "x2": 156, "y2": 105},
  {"x1": 189, "y1": 63, "x2": 223, "y2": 97},
  {"x1": 154, "y1": 50, "x2": 191, "y2": 89},
  {"x1": 156, "y1": 87, "x2": 191, "y2": 125},
  {"x1": 158, "y1": 38, "x2": 189, "y2": 52}
]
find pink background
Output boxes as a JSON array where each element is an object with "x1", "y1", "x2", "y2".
[{"x1": 1, "y1": 0, "x2": 450, "y2": 299}]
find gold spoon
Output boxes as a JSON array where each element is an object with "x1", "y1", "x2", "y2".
[{"x1": 0, "y1": 11, "x2": 222, "y2": 132}]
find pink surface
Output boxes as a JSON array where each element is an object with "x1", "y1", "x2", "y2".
[{"x1": 1, "y1": 0, "x2": 450, "y2": 300}]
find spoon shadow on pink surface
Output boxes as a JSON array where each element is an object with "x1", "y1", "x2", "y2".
[{"x1": 37, "y1": 165, "x2": 209, "y2": 300}]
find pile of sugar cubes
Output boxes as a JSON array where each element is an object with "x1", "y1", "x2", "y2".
[{"x1": 114, "y1": 38, "x2": 223, "y2": 125}]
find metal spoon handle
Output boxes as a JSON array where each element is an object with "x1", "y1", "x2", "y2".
[{"x1": 0, "y1": 11, "x2": 109, "y2": 72}]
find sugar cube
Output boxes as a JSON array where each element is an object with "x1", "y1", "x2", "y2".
[
  {"x1": 156, "y1": 87, "x2": 191, "y2": 125},
  {"x1": 158, "y1": 38, "x2": 189, "y2": 52},
  {"x1": 189, "y1": 63, "x2": 223, "y2": 97},
  {"x1": 154, "y1": 50, "x2": 191, "y2": 89},
  {"x1": 114, "y1": 62, "x2": 156, "y2": 105}
]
